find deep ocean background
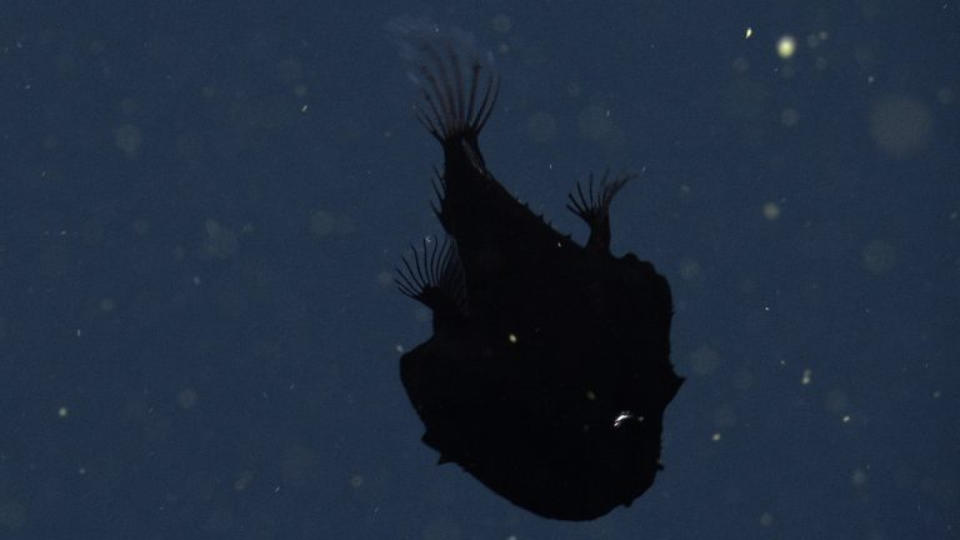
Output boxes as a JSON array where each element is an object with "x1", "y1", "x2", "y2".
[{"x1": 1, "y1": 1, "x2": 957, "y2": 539}]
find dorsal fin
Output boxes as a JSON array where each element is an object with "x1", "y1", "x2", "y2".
[
  {"x1": 395, "y1": 236, "x2": 467, "y2": 317},
  {"x1": 566, "y1": 170, "x2": 637, "y2": 254},
  {"x1": 387, "y1": 18, "x2": 499, "y2": 143}
]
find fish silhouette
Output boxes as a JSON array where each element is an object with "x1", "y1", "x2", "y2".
[{"x1": 395, "y1": 31, "x2": 683, "y2": 521}]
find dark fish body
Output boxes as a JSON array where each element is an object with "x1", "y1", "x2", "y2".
[{"x1": 395, "y1": 34, "x2": 683, "y2": 521}]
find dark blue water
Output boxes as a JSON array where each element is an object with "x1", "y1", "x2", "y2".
[{"x1": 1, "y1": 1, "x2": 957, "y2": 538}]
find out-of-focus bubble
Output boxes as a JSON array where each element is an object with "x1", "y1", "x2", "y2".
[
  {"x1": 114, "y1": 124, "x2": 142, "y2": 157},
  {"x1": 937, "y1": 87, "x2": 955, "y2": 105},
  {"x1": 689, "y1": 345, "x2": 719, "y2": 376},
  {"x1": 862, "y1": 240, "x2": 897, "y2": 275},
  {"x1": 577, "y1": 104, "x2": 615, "y2": 141},
  {"x1": 780, "y1": 108, "x2": 799, "y2": 127},
  {"x1": 491, "y1": 14, "x2": 512, "y2": 33},
  {"x1": 869, "y1": 96, "x2": 932, "y2": 159},
  {"x1": 526, "y1": 111, "x2": 558, "y2": 143}
]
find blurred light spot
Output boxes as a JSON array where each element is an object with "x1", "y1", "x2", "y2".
[
  {"x1": 713, "y1": 406, "x2": 737, "y2": 428},
  {"x1": 780, "y1": 107, "x2": 799, "y2": 127},
  {"x1": 377, "y1": 271, "x2": 394, "y2": 288},
  {"x1": 937, "y1": 87, "x2": 955, "y2": 105},
  {"x1": 120, "y1": 97, "x2": 139, "y2": 116},
  {"x1": 114, "y1": 124, "x2": 142, "y2": 157},
  {"x1": 350, "y1": 474, "x2": 364, "y2": 488},
  {"x1": 732, "y1": 370, "x2": 754, "y2": 391},
  {"x1": 310, "y1": 210, "x2": 336, "y2": 237},
  {"x1": 526, "y1": 111, "x2": 557, "y2": 143},
  {"x1": 578, "y1": 104, "x2": 615, "y2": 141},
  {"x1": 776, "y1": 35, "x2": 796, "y2": 59},
  {"x1": 824, "y1": 389, "x2": 849, "y2": 413},
  {"x1": 234, "y1": 471, "x2": 254, "y2": 491},
  {"x1": 678, "y1": 258, "x2": 703, "y2": 282},
  {"x1": 851, "y1": 468, "x2": 868, "y2": 486},
  {"x1": 732, "y1": 56, "x2": 749, "y2": 73},
  {"x1": 711, "y1": 432, "x2": 722, "y2": 442},
  {"x1": 689, "y1": 345, "x2": 719, "y2": 376},
  {"x1": 801, "y1": 368, "x2": 812, "y2": 385},
  {"x1": 869, "y1": 96, "x2": 932, "y2": 158},
  {"x1": 491, "y1": 14, "x2": 512, "y2": 33},
  {"x1": 99, "y1": 298, "x2": 116, "y2": 312},
  {"x1": 177, "y1": 388, "x2": 198, "y2": 409},
  {"x1": 202, "y1": 219, "x2": 238, "y2": 259},
  {"x1": 763, "y1": 201, "x2": 781, "y2": 220},
  {"x1": 310, "y1": 210, "x2": 356, "y2": 238},
  {"x1": 132, "y1": 218, "x2": 150, "y2": 235},
  {"x1": 58, "y1": 406, "x2": 69, "y2": 418},
  {"x1": 0, "y1": 501, "x2": 26, "y2": 530},
  {"x1": 281, "y1": 445, "x2": 318, "y2": 488},
  {"x1": 760, "y1": 512, "x2": 774, "y2": 526},
  {"x1": 276, "y1": 58, "x2": 303, "y2": 83},
  {"x1": 862, "y1": 240, "x2": 896, "y2": 275},
  {"x1": 745, "y1": 27, "x2": 753, "y2": 39}
]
